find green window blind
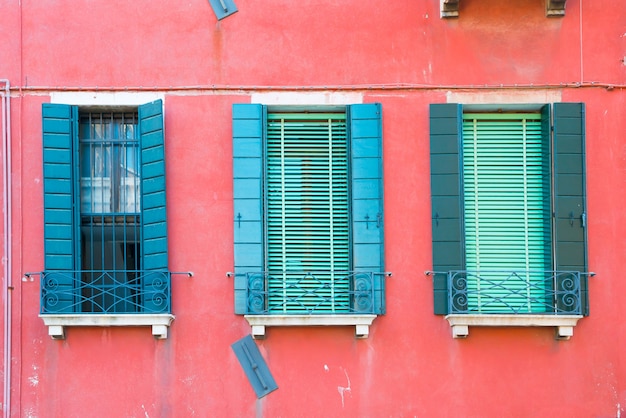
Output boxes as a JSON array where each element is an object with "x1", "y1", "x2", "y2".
[
  {"x1": 462, "y1": 113, "x2": 552, "y2": 313},
  {"x1": 266, "y1": 112, "x2": 350, "y2": 313}
]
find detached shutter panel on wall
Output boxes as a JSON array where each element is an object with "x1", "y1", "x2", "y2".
[
  {"x1": 429, "y1": 104, "x2": 463, "y2": 315},
  {"x1": 42, "y1": 103, "x2": 80, "y2": 313},
  {"x1": 553, "y1": 102, "x2": 588, "y2": 315},
  {"x1": 139, "y1": 100, "x2": 169, "y2": 313},
  {"x1": 233, "y1": 104, "x2": 265, "y2": 314},
  {"x1": 349, "y1": 103, "x2": 385, "y2": 314}
]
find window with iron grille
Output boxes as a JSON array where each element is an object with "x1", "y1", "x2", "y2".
[
  {"x1": 79, "y1": 111, "x2": 142, "y2": 312},
  {"x1": 232, "y1": 104, "x2": 386, "y2": 316},
  {"x1": 429, "y1": 103, "x2": 589, "y2": 317},
  {"x1": 41, "y1": 100, "x2": 169, "y2": 315}
]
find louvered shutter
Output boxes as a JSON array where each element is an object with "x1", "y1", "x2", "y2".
[
  {"x1": 42, "y1": 103, "x2": 80, "y2": 313},
  {"x1": 429, "y1": 104, "x2": 464, "y2": 315},
  {"x1": 139, "y1": 100, "x2": 169, "y2": 313},
  {"x1": 233, "y1": 104, "x2": 265, "y2": 314},
  {"x1": 462, "y1": 114, "x2": 551, "y2": 313},
  {"x1": 266, "y1": 112, "x2": 350, "y2": 313},
  {"x1": 553, "y1": 103, "x2": 588, "y2": 315},
  {"x1": 349, "y1": 103, "x2": 385, "y2": 314}
]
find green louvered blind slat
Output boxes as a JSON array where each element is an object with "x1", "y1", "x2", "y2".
[
  {"x1": 463, "y1": 114, "x2": 551, "y2": 313},
  {"x1": 266, "y1": 113, "x2": 349, "y2": 313}
]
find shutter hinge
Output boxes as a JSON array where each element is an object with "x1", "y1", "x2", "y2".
[{"x1": 581, "y1": 213, "x2": 586, "y2": 228}]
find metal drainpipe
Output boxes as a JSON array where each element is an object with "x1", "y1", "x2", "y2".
[{"x1": 1, "y1": 79, "x2": 11, "y2": 418}]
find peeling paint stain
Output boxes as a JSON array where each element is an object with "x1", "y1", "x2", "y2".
[
  {"x1": 141, "y1": 404, "x2": 149, "y2": 418},
  {"x1": 618, "y1": 403, "x2": 622, "y2": 418},
  {"x1": 28, "y1": 364, "x2": 39, "y2": 387},
  {"x1": 323, "y1": 364, "x2": 329, "y2": 372},
  {"x1": 337, "y1": 368, "x2": 352, "y2": 408},
  {"x1": 181, "y1": 375, "x2": 196, "y2": 386}
]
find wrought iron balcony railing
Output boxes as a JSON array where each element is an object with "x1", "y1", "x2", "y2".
[
  {"x1": 244, "y1": 271, "x2": 382, "y2": 315},
  {"x1": 446, "y1": 270, "x2": 584, "y2": 315},
  {"x1": 39, "y1": 270, "x2": 171, "y2": 314}
]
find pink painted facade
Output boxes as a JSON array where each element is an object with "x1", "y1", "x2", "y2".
[{"x1": 0, "y1": 0, "x2": 625, "y2": 416}]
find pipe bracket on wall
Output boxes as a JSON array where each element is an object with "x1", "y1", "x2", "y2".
[{"x1": 208, "y1": 0, "x2": 238, "y2": 20}]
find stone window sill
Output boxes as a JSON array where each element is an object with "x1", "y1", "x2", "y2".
[
  {"x1": 445, "y1": 314, "x2": 583, "y2": 340},
  {"x1": 244, "y1": 314, "x2": 377, "y2": 339},
  {"x1": 39, "y1": 314, "x2": 175, "y2": 340}
]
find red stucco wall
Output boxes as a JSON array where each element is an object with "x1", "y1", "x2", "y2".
[{"x1": 1, "y1": 0, "x2": 625, "y2": 416}]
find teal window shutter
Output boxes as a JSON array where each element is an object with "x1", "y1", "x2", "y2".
[
  {"x1": 139, "y1": 100, "x2": 169, "y2": 313},
  {"x1": 429, "y1": 103, "x2": 463, "y2": 315},
  {"x1": 349, "y1": 103, "x2": 385, "y2": 314},
  {"x1": 553, "y1": 102, "x2": 588, "y2": 315},
  {"x1": 42, "y1": 103, "x2": 80, "y2": 313},
  {"x1": 233, "y1": 104, "x2": 265, "y2": 314}
]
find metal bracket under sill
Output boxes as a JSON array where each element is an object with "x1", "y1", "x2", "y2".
[
  {"x1": 39, "y1": 314, "x2": 175, "y2": 340},
  {"x1": 445, "y1": 314, "x2": 583, "y2": 340},
  {"x1": 440, "y1": 0, "x2": 567, "y2": 18},
  {"x1": 244, "y1": 314, "x2": 378, "y2": 339}
]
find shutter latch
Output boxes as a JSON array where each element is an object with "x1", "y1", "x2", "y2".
[{"x1": 581, "y1": 212, "x2": 586, "y2": 228}]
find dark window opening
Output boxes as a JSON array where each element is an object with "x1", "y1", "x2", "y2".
[{"x1": 79, "y1": 111, "x2": 141, "y2": 313}]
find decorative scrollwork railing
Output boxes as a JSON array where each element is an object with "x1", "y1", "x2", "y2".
[
  {"x1": 39, "y1": 270, "x2": 171, "y2": 314},
  {"x1": 245, "y1": 271, "x2": 380, "y2": 315},
  {"x1": 445, "y1": 270, "x2": 583, "y2": 315}
]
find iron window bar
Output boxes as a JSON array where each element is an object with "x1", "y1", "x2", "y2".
[
  {"x1": 240, "y1": 271, "x2": 388, "y2": 315},
  {"x1": 26, "y1": 270, "x2": 191, "y2": 315}
]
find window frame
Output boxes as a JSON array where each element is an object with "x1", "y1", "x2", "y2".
[
  {"x1": 39, "y1": 98, "x2": 172, "y2": 339},
  {"x1": 429, "y1": 102, "x2": 589, "y2": 339},
  {"x1": 232, "y1": 103, "x2": 386, "y2": 338}
]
